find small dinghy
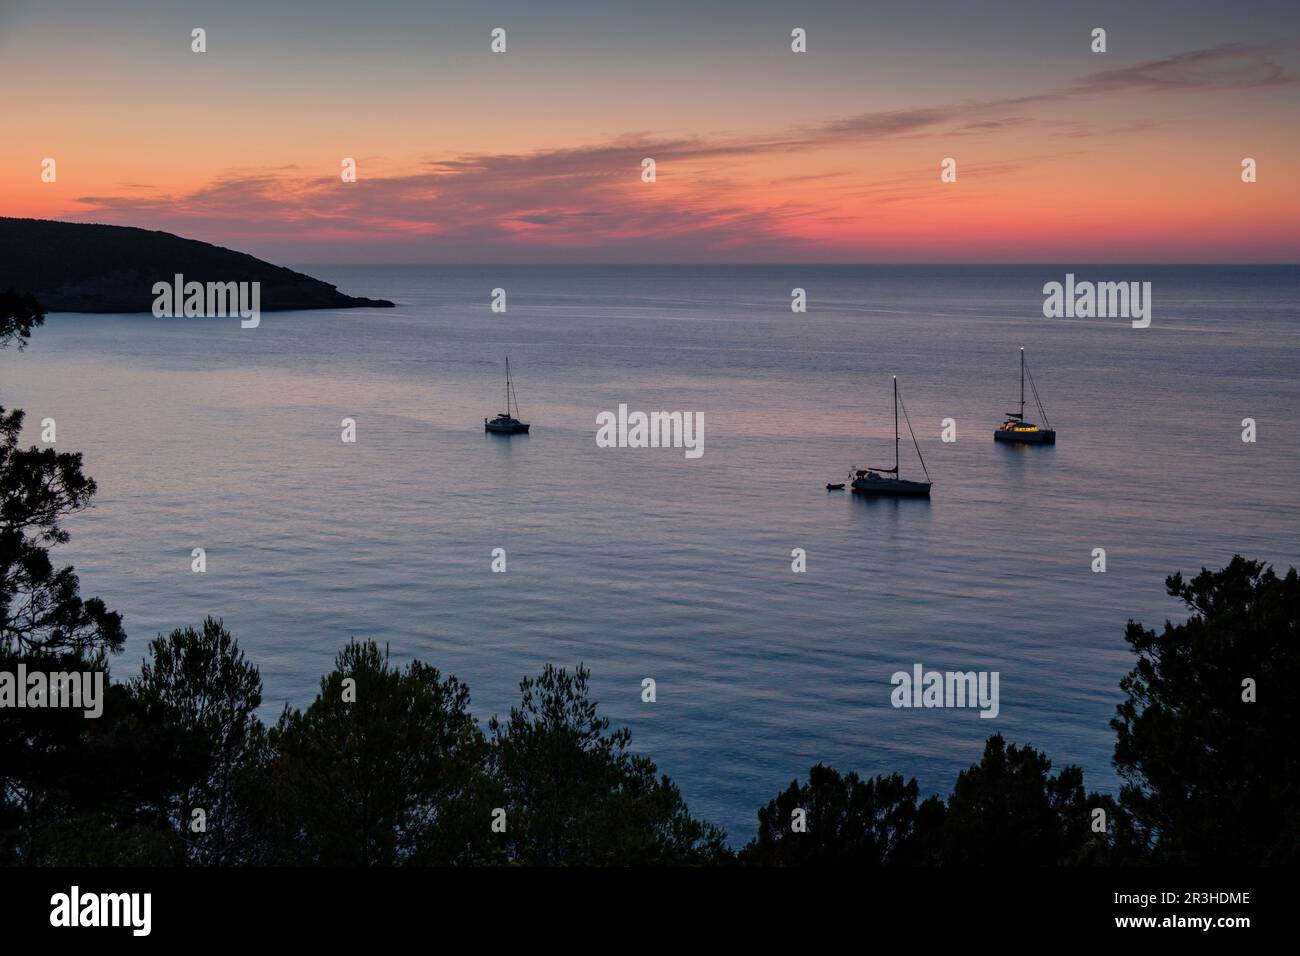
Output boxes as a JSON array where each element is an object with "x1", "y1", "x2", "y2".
[{"x1": 826, "y1": 482, "x2": 845, "y2": 490}]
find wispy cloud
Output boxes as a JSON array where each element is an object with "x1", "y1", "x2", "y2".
[
  {"x1": 1065, "y1": 41, "x2": 1300, "y2": 95},
  {"x1": 68, "y1": 41, "x2": 1300, "y2": 260}
]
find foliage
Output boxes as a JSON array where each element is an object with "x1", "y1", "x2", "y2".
[
  {"x1": 1112, "y1": 556, "x2": 1299, "y2": 864},
  {"x1": 0, "y1": 288, "x2": 44, "y2": 351},
  {"x1": 130, "y1": 618, "x2": 264, "y2": 864},
  {"x1": 258, "y1": 639, "x2": 493, "y2": 865},
  {"x1": 741, "y1": 765, "x2": 943, "y2": 865},
  {"x1": 489, "y1": 663, "x2": 728, "y2": 865}
]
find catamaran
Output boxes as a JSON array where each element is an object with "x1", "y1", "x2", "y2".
[
  {"x1": 484, "y1": 356, "x2": 530, "y2": 434},
  {"x1": 850, "y1": 376, "x2": 932, "y2": 497},
  {"x1": 994, "y1": 348, "x2": 1054, "y2": 445}
]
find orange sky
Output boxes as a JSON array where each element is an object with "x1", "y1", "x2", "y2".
[{"x1": 1, "y1": 0, "x2": 1297, "y2": 262}]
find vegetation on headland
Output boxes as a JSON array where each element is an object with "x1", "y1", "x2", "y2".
[
  {"x1": 0, "y1": 220, "x2": 394, "y2": 313},
  {"x1": 2, "y1": 289, "x2": 1296, "y2": 866}
]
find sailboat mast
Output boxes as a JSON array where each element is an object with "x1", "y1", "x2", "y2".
[
  {"x1": 505, "y1": 357, "x2": 511, "y2": 416},
  {"x1": 1019, "y1": 348, "x2": 1025, "y2": 420},
  {"x1": 893, "y1": 375, "x2": 899, "y2": 475}
]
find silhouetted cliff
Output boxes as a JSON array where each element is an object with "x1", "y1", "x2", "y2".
[{"x1": 0, "y1": 218, "x2": 394, "y2": 312}]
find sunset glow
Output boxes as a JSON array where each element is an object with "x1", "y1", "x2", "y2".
[{"x1": 2, "y1": 0, "x2": 1297, "y2": 262}]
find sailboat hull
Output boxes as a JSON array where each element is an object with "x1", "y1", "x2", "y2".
[
  {"x1": 849, "y1": 378, "x2": 932, "y2": 497},
  {"x1": 994, "y1": 428, "x2": 1055, "y2": 445},
  {"x1": 851, "y1": 476, "x2": 932, "y2": 497},
  {"x1": 485, "y1": 420, "x2": 530, "y2": 434},
  {"x1": 486, "y1": 357, "x2": 529, "y2": 433}
]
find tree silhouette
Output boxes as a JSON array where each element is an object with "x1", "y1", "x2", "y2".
[
  {"x1": 0, "y1": 292, "x2": 122, "y2": 656},
  {"x1": 741, "y1": 765, "x2": 944, "y2": 865},
  {"x1": 0, "y1": 290, "x2": 131, "y2": 864},
  {"x1": 942, "y1": 734, "x2": 1108, "y2": 865},
  {"x1": 489, "y1": 663, "x2": 728, "y2": 865},
  {"x1": 1112, "y1": 555, "x2": 1300, "y2": 864},
  {"x1": 0, "y1": 288, "x2": 43, "y2": 351},
  {"x1": 258, "y1": 639, "x2": 494, "y2": 865},
  {"x1": 130, "y1": 619, "x2": 264, "y2": 864}
]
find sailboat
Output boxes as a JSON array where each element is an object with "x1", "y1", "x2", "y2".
[
  {"x1": 850, "y1": 376, "x2": 932, "y2": 497},
  {"x1": 484, "y1": 357, "x2": 530, "y2": 434},
  {"x1": 993, "y1": 348, "x2": 1055, "y2": 445}
]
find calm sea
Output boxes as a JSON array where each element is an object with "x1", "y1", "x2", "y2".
[{"x1": 3, "y1": 265, "x2": 1297, "y2": 841}]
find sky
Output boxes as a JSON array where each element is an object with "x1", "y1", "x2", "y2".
[{"x1": 1, "y1": 0, "x2": 1298, "y2": 263}]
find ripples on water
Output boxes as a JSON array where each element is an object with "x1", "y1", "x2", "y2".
[{"x1": 3, "y1": 265, "x2": 1296, "y2": 840}]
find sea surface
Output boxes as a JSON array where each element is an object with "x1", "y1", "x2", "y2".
[{"x1": 3, "y1": 265, "x2": 1297, "y2": 841}]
